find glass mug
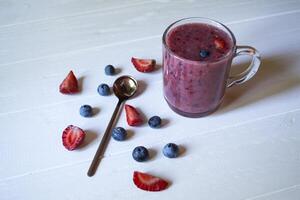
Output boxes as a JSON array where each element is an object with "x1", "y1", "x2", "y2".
[{"x1": 162, "y1": 17, "x2": 261, "y2": 117}]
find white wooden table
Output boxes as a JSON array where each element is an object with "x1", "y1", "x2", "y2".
[{"x1": 1, "y1": 0, "x2": 300, "y2": 199}]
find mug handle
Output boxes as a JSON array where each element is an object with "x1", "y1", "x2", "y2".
[{"x1": 227, "y1": 45, "x2": 261, "y2": 88}]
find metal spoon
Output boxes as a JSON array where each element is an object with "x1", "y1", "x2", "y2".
[{"x1": 87, "y1": 76, "x2": 138, "y2": 177}]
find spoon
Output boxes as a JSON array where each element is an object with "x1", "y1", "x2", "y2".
[{"x1": 87, "y1": 75, "x2": 138, "y2": 177}]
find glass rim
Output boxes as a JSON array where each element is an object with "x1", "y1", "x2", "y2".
[{"x1": 162, "y1": 17, "x2": 237, "y2": 64}]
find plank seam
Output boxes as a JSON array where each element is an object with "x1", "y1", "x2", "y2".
[
  {"x1": 1, "y1": 108, "x2": 300, "y2": 182},
  {"x1": 243, "y1": 184, "x2": 300, "y2": 200},
  {"x1": 1, "y1": 9, "x2": 300, "y2": 67}
]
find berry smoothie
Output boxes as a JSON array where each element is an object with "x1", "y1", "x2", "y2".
[{"x1": 163, "y1": 22, "x2": 235, "y2": 117}]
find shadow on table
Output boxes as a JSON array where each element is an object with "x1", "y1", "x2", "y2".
[
  {"x1": 179, "y1": 145, "x2": 187, "y2": 157},
  {"x1": 92, "y1": 107, "x2": 100, "y2": 116},
  {"x1": 79, "y1": 130, "x2": 98, "y2": 150},
  {"x1": 77, "y1": 76, "x2": 85, "y2": 93},
  {"x1": 133, "y1": 79, "x2": 148, "y2": 98},
  {"x1": 147, "y1": 148, "x2": 157, "y2": 161},
  {"x1": 126, "y1": 129, "x2": 135, "y2": 140},
  {"x1": 216, "y1": 54, "x2": 300, "y2": 114}
]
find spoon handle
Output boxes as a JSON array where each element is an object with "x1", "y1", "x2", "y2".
[{"x1": 87, "y1": 99, "x2": 123, "y2": 177}]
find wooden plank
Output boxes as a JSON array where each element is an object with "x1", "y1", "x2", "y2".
[
  {"x1": 1, "y1": 11, "x2": 300, "y2": 115},
  {"x1": 0, "y1": 0, "x2": 300, "y2": 65},
  {"x1": 1, "y1": 109, "x2": 299, "y2": 200},
  {"x1": 2, "y1": 0, "x2": 280, "y2": 27},
  {"x1": 0, "y1": 0, "x2": 149, "y2": 26}
]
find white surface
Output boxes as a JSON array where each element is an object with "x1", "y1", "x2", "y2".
[{"x1": 0, "y1": 0, "x2": 300, "y2": 199}]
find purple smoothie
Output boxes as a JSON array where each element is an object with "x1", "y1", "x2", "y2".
[{"x1": 163, "y1": 23, "x2": 235, "y2": 117}]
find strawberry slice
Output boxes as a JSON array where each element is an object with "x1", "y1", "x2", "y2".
[
  {"x1": 62, "y1": 125, "x2": 85, "y2": 151},
  {"x1": 133, "y1": 171, "x2": 168, "y2": 192},
  {"x1": 125, "y1": 104, "x2": 143, "y2": 126},
  {"x1": 131, "y1": 57, "x2": 156, "y2": 73},
  {"x1": 59, "y1": 70, "x2": 79, "y2": 94},
  {"x1": 214, "y1": 38, "x2": 225, "y2": 50}
]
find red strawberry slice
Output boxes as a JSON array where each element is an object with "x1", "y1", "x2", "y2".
[
  {"x1": 62, "y1": 125, "x2": 85, "y2": 151},
  {"x1": 131, "y1": 57, "x2": 156, "y2": 73},
  {"x1": 125, "y1": 104, "x2": 143, "y2": 126},
  {"x1": 133, "y1": 171, "x2": 168, "y2": 192},
  {"x1": 214, "y1": 38, "x2": 225, "y2": 50},
  {"x1": 59, "y1": 70, "x2": 79, "y2": 94}
]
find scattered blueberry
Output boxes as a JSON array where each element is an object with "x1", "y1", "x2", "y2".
[
  {"x1": 199, "y1": 50, "x2": 210, "y2": 58},
  {"x1": 97, "y1": 83, "x2": 110, "y2": 96},
  {"x1": 79, "y1": 105, "x2": 93, "y2": 117},
  {"x1": 112, "y1": 127, "x2": 127, "y2": 141},
  {"x1": 163, "y1": 143, "x2": 179, "y2": 158},
  {"x1": 105, "y1": 64, "x2": 115, "y2": 75},
  {"x1": 132, "y1": 146, "x2": 149, "y2": 162},
  {"x1": 148, "y1": 116, "x2": 162, "y2": 128}
]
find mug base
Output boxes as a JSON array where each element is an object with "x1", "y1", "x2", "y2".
[{"x1": 165, "y1": 99, "x2": 220, "y2": 118}]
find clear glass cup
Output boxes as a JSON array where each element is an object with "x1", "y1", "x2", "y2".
[{"x1": 162, "y1": 17, "x2": 261, "y2": 117}]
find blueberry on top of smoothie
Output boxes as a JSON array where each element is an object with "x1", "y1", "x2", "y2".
[{"x1": 199, "y1": 50, "x2": 210, "y2": 58}]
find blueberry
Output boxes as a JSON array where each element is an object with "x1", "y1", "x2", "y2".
[
  {"x1": 97, "y1": 83, "x2": 110, "y2": 96},
  {"x1": 79, "y1": 105, "x2": 93, "y2": 117},
  {"x1": 104, "y1": 65, "x2": 115, "y2": 75},
  {"x1": 163, "y1": 143, "x2": 179, "y2": 158},
  {"x1": 148, "y1": 116, "x2": 162, "y2": 128},
  {"x1": 132, "y1": 146, "x2": 149, "y2": 162},
  {"x1": 112, "y1": 127, "x2": 127, "y2": 141},
  {"x1": 199, "y1": 50, "x2": 210, "y2": 58}
]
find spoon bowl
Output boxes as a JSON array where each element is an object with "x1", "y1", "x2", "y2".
[{"x1": 113, "y1": 76, "x2": 138, "y2": 100}]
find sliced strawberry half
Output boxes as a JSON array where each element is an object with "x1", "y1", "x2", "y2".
[
  {"x1": 125, "y1": 104, "x2": 143, "y2": 126},
  {"x1": 133, "y1": 171, "x2": 168, "y2": 192},
  {"x1": 214, "y1": 38, "x2": 225, "y2": 50},
  {"x1": 131, "y1": 57, "x2": 156, "y2": 73},
  {"x1": 59, "y1": 70, "x2": 79, "y2": 94},
  {"x1": 62, "y1": 125, "x2": 85, "y2": 151}
]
